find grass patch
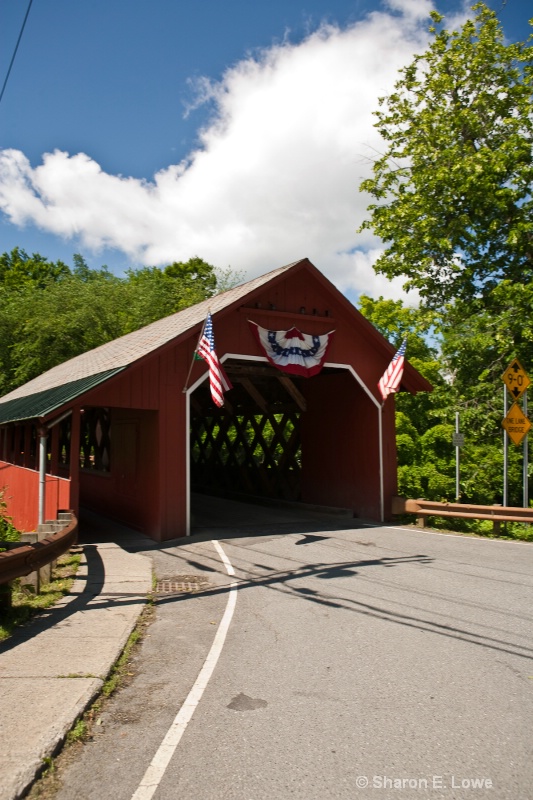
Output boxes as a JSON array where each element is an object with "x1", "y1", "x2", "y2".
[
  {"x1": 400, "y1": 515, "x2": 533, "y2": 542},
  {"x1": 102, "y1": 627, "x2": 141, "y2": 697},
  {"x1": 428, "y1": 517, "x2": 533, "y2": 541},
  {"x1": 65, "y1": 718, "x2": 89, "y2": 745},
  {"x1": 0, "y1": 551, "x2": 81, "y2": 641}
]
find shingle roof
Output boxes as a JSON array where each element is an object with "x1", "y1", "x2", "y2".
[{"x1": 0, "y1": 261, "x2": 300, "y2": 423}]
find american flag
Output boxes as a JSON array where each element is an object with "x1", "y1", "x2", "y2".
[
  {"x1": 378, "y1": 339, "x2": 407, "y2": 402},
  {"x1": 196, "y1": 312, "x2": 232, "y2": 407}
]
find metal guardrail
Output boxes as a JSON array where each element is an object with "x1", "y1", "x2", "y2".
[
  {"x1": 392, "y1": 497, "x2": 533, "y2": 534},
  {"x1": 0, "y1": 511, "x2": 78, "y2": 585}
]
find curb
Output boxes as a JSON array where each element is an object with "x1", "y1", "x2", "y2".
[{"x1": 0, "y1": 543, "x2": 153, "y2": 800}]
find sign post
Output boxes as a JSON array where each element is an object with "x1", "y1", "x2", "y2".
[
  {"x1": 503, "y1": 385, "x2": 508, "y2": 507},
  {"x1": 522, "y1": 392, "x2": 529, "y2": 508},
  {"x1": 452, "y1": 412, "x2": 464, "y2": 502},
  {"x1": 501, "y1": 359, "x2": 530, "y2": 507}
]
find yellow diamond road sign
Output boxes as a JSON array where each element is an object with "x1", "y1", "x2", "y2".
[
  {"x1": 501, "y1": 358, "x2": 530, "y2": 400},
  {"x1": 502, "y1": 403, "x2": 531, "y2": 446}
]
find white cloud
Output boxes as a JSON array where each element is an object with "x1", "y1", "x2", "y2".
[
  {"x1": 384, "y1": 0, "x2": 435, "y2": 22},
  {"x1": 0, "y1": 4, "x2": 435, "y2": 302}
]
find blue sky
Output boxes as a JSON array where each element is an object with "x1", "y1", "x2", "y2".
[{"x1": 0, "y1": 0, "x2": 529, "y2": 300}]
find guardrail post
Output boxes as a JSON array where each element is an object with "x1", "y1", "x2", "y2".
[
  {"x1": 36, "y1": 521, "x2": 62, "y2": 585},
  {"x1": 492, "y1": 504, "x2": 502, "y2": 538},
  {"x1": 417, "y1": 514, "x2": 427, "y2": 528},
  {"x1": 0, "y1": 581, "x2": 11, "y2": 609},
  {"x1": 18, "y1": 533, "x2": 40, "y2": 593}
]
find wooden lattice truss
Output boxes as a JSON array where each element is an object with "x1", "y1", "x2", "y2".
[{"x1": 190, "y1": 361, "x2": 307, "y2": 501}]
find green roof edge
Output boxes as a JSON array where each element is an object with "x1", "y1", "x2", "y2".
[{"x1": 0, "y1": 368, "x2": 126, "y2": 425}]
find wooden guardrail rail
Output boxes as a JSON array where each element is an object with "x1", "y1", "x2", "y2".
[
  {"x1": 0, "y1": 511, "x2": 78, "y2": 585},
  {"x1": 392, "y1": 497, "x2": 533, "y2": 535}
]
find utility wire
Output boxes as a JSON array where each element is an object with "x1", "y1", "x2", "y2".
[{"x1": 0, "y1": 0, "x2": 34, "y2": 107}]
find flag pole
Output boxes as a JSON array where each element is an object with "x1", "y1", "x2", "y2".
[
  {"x1": 378, "y1": 402, "x2": 384, "y2": 522},
  {"x1": 182, "y1": 313, "x2": 209, "y2": 393}
]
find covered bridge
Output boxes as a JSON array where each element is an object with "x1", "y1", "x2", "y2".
[{"x1": 0, "y1": 259, "x2": 431, "y2": 540}]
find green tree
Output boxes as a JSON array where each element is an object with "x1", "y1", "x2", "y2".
[
  {"x1": 124, "y1": 256, "x2": 220, "y2": 330},
  {"x1": 10, "y1": 271, "x2": 128, "y2": 386},
  {"x1": 358, "y1": 296, "x2": 456, "y2": 499},
  {"x1": 164, "y1": 256, "x2": 217, "y2": 298},
  {"x1": 437, "y1": 282, "x2": 533, "y2": 506},
  {"x1": 0, "y1": 250, "x2": 91, "y2": 392},
  {"x1": 359, "y1": 4, "x2": 533, "y2": 306},
  {"x1": 0, "y1": 252, "x2": 225, "y2": 392},
  {"x1": 358, "y1": 293, "x2": 531, "y2": 507},
  {"x1": 358, "y1": 295, "x2": 445, "y2": 435},
  {"x1": 0, "y1": 247, "x2": 70, "y2": 289}
]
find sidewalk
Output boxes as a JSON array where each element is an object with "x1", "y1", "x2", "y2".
[{"x1": 0, "y1": 520, "x2": 153, "y2": 800}]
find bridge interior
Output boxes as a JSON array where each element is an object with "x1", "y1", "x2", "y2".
[{"x1": 190, "y1": 358, "x2": 358, "y2": 508}]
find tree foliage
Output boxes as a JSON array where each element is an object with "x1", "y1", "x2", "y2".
[
  {"x1": 357, "y1": 4, "x2": 532, "y2": 532},
  {"x1": 359, "y1": 296, "x2": 457, "y2": 501},
  {"x1": 359, "y1": 4, "x2": 533, "y2": 306},
  {"x1": 359, "y1": 292, "x2": 531, "y2": 519},
  {"x1": 0, "y1": 250, "x2": 235, "y2": 393},
  {"x1": 0, "y1": 247, "x2": 70, "y2": 289}
]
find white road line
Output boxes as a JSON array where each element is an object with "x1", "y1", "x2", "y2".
[
  {"x1": 382, "y1": 525, "x2": 533, "y2": 543},
  {"x1": 131, "y1": 540, "x2": 237, "y2": 800}
]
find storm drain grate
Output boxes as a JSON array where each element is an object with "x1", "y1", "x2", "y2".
[{"x1": 156, "y1": 575, "x2": 211, "y2": 594}]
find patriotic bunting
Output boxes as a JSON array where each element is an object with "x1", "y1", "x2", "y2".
[{"x1": 249, "y1": 321, "x2": 335, "y2": 377}]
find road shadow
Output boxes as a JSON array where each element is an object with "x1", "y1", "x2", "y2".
[
  {"x1": 0, "y1": 545, "x2": 107, "y2": 654},
  {"x1": 152, "y1": 553, "x2": 533, "y2": 663}
]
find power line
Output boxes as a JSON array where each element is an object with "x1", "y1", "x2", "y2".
[{"x1": 0, "y1": 0, "x2": 34, "y2": 107}]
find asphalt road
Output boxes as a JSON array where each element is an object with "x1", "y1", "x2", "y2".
[{"x1": 52, "y1": 499, "x2": 533, "y2": 800}]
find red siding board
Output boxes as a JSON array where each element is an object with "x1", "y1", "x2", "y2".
[
  {"x1": 79, "y1": 409, "x2": 159, "y2": 537},
  {"x1": 119, "y1": 372, "x2": 131, "y2": 407},
  {"x1": 0, "y1": 462, "x2": 70, "y2": 532},
  {"x1": 300, "y1": 373, "x2": 384, "y2": 519},
  {"x1": 150, "y1": 360, "x2": 160, "y2": 407},
  {"x1": 381, "y1": 397, "x2": 399, "y2": 518},
  {"x1": 156, "y1": 353, "x2": 187, "y2": 541}
]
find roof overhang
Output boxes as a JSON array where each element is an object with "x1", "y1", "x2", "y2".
[{"x1": 0, "y1": 368, "x2": 125, "y2": 425}]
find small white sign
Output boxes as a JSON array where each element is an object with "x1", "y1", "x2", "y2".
[{"x1": 452, "y1": 433, "x2": 465, "y2": 447}]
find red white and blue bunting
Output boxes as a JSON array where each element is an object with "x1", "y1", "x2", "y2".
[{"x1": 248, "y1": 321, "x2": 335, "y2": 377}]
